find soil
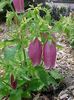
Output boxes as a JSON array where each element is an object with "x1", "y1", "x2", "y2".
[{"x1": 56, "y1": 33, "x2": 74, "y2": 86}]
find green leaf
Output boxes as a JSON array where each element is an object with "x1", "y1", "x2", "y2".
[
  {"x1": 10, "y1": 89, "x2": 22, "y2": 100},
  {"x1": 6, "y1": 11, "x2": 15, "y2": 26},
  {"x1": 0, "y1": 39, "x2": 17, "y2": 49},
  {"x1": 29, "y1": 78, "x2": 44, "y2": 91},
  {"x1": 0, "y1": 79, "x2": 9, "y2": 97},
  {"x1": 47, "y1": 75, "x2": 57, "y2": 86},
  {"x1": 4, "y1": 46, "x2": 16, "y2": 61},
  {"x1": 22, "y1": 91, "x2": 31, "y2": 98},
  {"x1": 0, "y1": 1, "x2": 8, "y2": 10},
  {"x1": 0, "y1": 81, "x2": 6, "y2": 89},
  {"x1": 35, "y1": 67, "x2": 57, "y2": 87},
  {"x1": 35, "y1": 67, "x2": 50, "y2": 85},
  {"x1": 15, "y1": 47, "x2": 24, "y2": 63},
  {"x1": 50, "y1": 69, "x2": 63, "y2": 80}
]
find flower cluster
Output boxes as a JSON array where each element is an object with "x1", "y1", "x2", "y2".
[{"x1": 28, "y1": 37, "x2": 56, "y2": 69}]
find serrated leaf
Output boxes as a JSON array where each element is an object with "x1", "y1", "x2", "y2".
[
  {"x1": 48, "y1": 76, "x2": 57, "y2": 86},
  {"x1": 35, "y1": 67, "x2": 57, "y2": 86},
  {"x1": 6, "y1": 11, "x2": 15, "y2": 26},
  {"x1": 0, "y1": 79, "x2": 9, "y2": 97},
  {"x1": 10, "y1": 89, "x2": 22, "y2": 100},
  {"x1": 0, "y1": 80, "x2": 4, "y2": 89},
  {"x1": 4, "y1": 46, "x2": 16, "y2": 61},
  {"x1": 35, "y1": 67, "x2": 50, "y2": 85},
  {"x1": 22, "y1": 91, "x2": 31, "y2": 98},
  {"x1": 50, "y1": 69, "x2": 63, "y2": 80},
  {"x1": 29, "y1": 79, "x2": 44, "y2": 91},
  {"x1": 0, "y1": 1, "x2": 8, "y2": 10},
  {"x1": 0, "y1": 40, "x2": 17, "y2": 49}
]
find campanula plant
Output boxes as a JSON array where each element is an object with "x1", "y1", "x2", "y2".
[{"x1": 0, "y1": 3, "x2": 63, "y2": 100}]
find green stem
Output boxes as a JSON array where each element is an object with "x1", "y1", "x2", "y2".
[
  {"x1": 20, "y1": 34, "x2": 27, "y2": 66},
  {"x1": 9, "y1": 2, "x2": 15, "y2": 12},
  {"x1": 9, "y1": 2, "x2": 19, "y2": 25},
  {"x1": 22, "y1": 47, "x2": 27, "y2": 66}
]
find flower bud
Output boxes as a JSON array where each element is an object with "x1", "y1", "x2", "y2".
[{"x1": 10, "y1": 74, "x2": 17, "y2": 89}]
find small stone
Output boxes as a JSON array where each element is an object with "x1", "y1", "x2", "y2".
[
  {"x1": 71, "y1": 80, "x2": 74, "y2": 86},
  {"x1": 59, "y1": 90, "x2": 69, "y2": 96},
  {"x1": 68, "y1": 97, "x2": 74, "y2": 100},
  {"x1": 0, "y1": 70, "x2": 4, "y2": 73},
  {"x1": 72, "y1": 90, "x2": 74, "y2": 96},
  {"x1": 59, "y1": 94, "x2": 68, "y2": 100},
  {"x1": 68, "y1": 86, "x2": 74, "y2": 91}
]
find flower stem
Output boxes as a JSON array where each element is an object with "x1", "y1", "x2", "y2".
[{"x1": 22, "y1": 47, "x2": 27, "y2": 66}]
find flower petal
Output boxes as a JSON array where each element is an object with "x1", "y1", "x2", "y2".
[
  {"x1": 13, "y1": 0, "x2": 24, "y2": 13},
  {"x1": 43, "y1": 41, "x2": 56, "y2": 69},
  {"x1": 12, "y1": 81, "x2": 17, "y2": 89},
  {"x1": 28, "y1": 38, "x2": 42, "y2": 66}
]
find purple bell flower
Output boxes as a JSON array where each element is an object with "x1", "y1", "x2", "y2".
[
  {"x1": 13, "y1": 0, "x2": 24, "y2": 13},
  {"x1": 28, "y1": 38, "x2": 42, "y2": 66},
  {"x1": 43, "y1": 41, "x2": 56, "y2": 69}
]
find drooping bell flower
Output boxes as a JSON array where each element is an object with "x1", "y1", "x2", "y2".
[
  {"x1": 13, "y1": 0, "x2": 24, "y2": 13},
  {"x1": 43, "y1": 41, "x2": 56, "y2": 69},
  {"x1": 28, "y1": 38, "x2": 42, "y2": 66},
  {"x1": 10, "y1": 74, "x2": 17, "y2": 89}
]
